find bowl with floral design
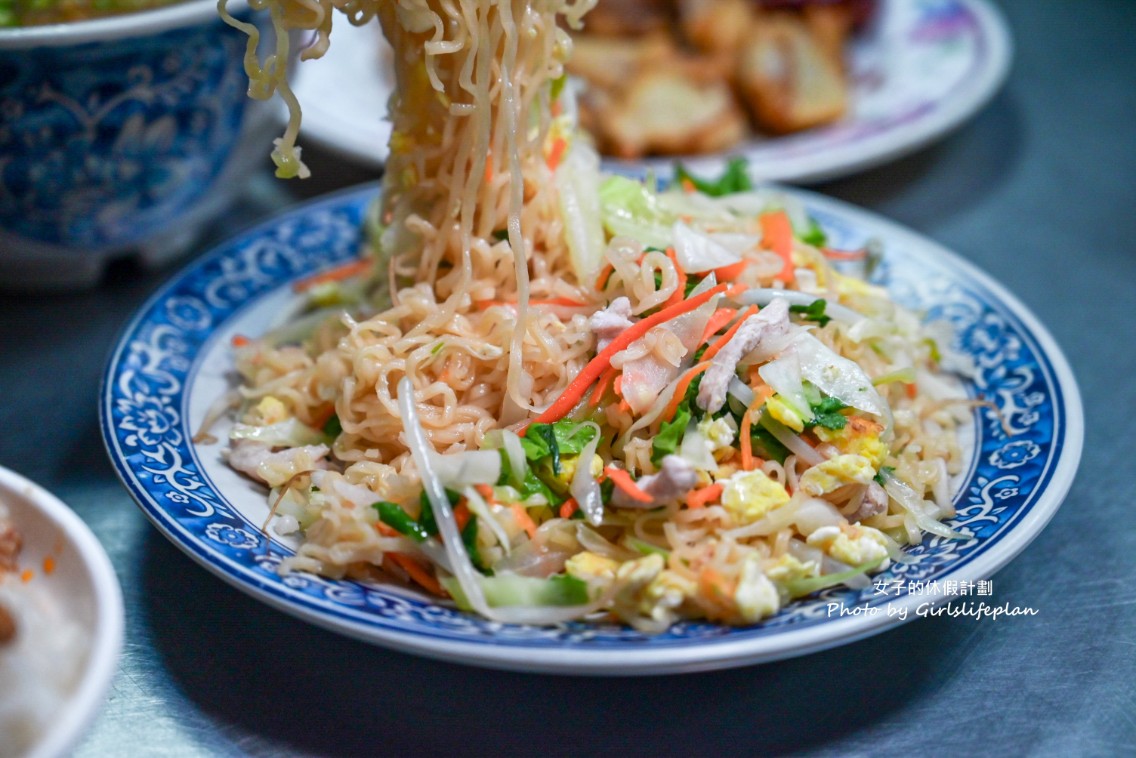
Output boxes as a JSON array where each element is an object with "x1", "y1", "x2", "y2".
[{"x1": 0, "y1": 0, "x2": 279, "y2": 289}]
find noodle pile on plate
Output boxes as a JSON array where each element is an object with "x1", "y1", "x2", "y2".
[{"x1": 216, "y1": 0, "x2": 974, "y2": 630}]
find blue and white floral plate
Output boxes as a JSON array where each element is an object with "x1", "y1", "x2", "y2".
[{"x1": 100, "y1": 183, "x2": 1082, "y2": 675}]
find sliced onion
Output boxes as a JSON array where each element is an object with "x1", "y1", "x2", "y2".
[
  {"x1": 570, "y1": 423, "x2": 604, "y2": 526},
  {"x1": 462, "y1": 485, "x2": 512, "y2": 556},
  {"x1": 881, "y1": 470, "x2": 968, "y2": 541},
  {"x1": 398, "y1": 377, "x2": 494, "y2": 618},
  {"x1": 672, "y1": 221, "x2": 741, "y2": 273},
  {"x1": 727, "y1": 376, "x2": 755, "y2": 407},
  {"x1": 679, "y1": 419, "x2": 718, "y2": 472},
  {"x1": 758, "y1": 351, "x2": 814, "y2": 423},
  {"x1": 792, "y1": 498, "x2": 845, "y2": 535},
  {"x1": 491, "y1": 540, "x2": 574, "y2": 577},
  {"x1": 432, "y1": 449, "x2": 501, "y2": 490},
  {"x1": 576, "y1": 523, "x2": 635, "y2": 560},
  {"x1": 758, "y1": 413, "x2": 824, "y2": 466}
]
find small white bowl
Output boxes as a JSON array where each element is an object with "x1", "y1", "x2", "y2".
[{"x1": 0, "y1": 466, "x2": 123, "y2": 758}]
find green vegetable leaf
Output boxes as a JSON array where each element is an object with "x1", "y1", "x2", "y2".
[
  {"x1": 322, "y1": 412, "x2": 343, "y2": 439},
  {"x1": 789, "y1": 299, "x2": 832, "y2": 327},
  {"x1": 550, "y1": 74, "x2": 567, "y2": 101},
  {"x1": 800, "y1": 218, "x2": 828, "y2": 248},
  {"x1": 521, "y1": 421, "x2": 597, "y2": 462},
  {"x1": 442, "y1": 573, "x2": 590, "y2": 610},
  {"x1": 374, "y1": 501, "x2": 432, "y2": 542},
  {"x1": 804, "y1": 393, "x2": 848, "y2": 431},
  {"x1": 674, "y1": 157, "x2": 753, "y2": 197},
  {"x1": 873, "y1": 466, "x2": 896, "y2": 486},
  {"x1": 416, "y1": 488, "x2": 462, "y2": 538},
  {"x1": 462, "y1": 515, "x2": 485, "y2": 572},
  {"x1": 782, "y1": 557, "x2": 886, "y2": 598},
  {"x1": 492, "y1": 229, "x2": 509, "y2": 242},
  {"x1": 652, "y1": 406, "x2": 691, "y2": 466},
  {"x1": 750, "y1": 426, "x2": 790, "y2": 464}
]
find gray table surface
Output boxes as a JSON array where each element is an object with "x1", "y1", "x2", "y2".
[{"x1": 2, "y1": 0, "x2": 1133, "y2": 755}]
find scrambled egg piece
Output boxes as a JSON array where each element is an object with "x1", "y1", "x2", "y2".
[
  {"x1": 254, "y1": 396, "x2": 289, "y2": 425},
  {"x1": 735, "y1": 554, "x2": 781, "y2": 623},
  {"x1": 806, "y1": 524, "x2": 890, "y2": 568},
  {"x1": 764, "y1": 554, "x2": 820, "y2": 583},
  {"x1": 545, "y1": 453, "x2": 604, "y2": 493},
  {"x1": 565, "y1": 551, "x2": 620, "y2": 584},
  {"x1": 721, "y1": 469, "x2": 791, "y2": 525},
  {"x1": 697, "y1": 416, "x2": 737, "y2": 452},
  {"x1": 814, "y1": 416, "x2": 888, "y2": 468},
  {"x1": 765, "y1": 394, "x2": 809, "y2": 432},
  {"x1": 642, "y1": 569, "x2": 698, "y2": 626},
  {"x1": 798, "y1": 454, "x2": 876, "y2": 496}
]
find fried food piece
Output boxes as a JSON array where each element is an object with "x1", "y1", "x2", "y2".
[
  {"x1": 678, "y1": 0, "x2": 755, "y2": 57},
  {"x1": 583, "y1": 0, "x2": 674, "y2": 36},
  {"x1": 601, "y1": 61, "x2": 748, "y2": 158},
  {"x1": 567, "y1": 32, "x2": 674, "y2": 92},
  {"x1": 736, "y1": 12, "x2": 849, "y2": 134}
]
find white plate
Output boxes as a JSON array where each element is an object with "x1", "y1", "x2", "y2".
[
  {"x1": 287, "y1": 0, "x2": 1011, "y2": 183},
  {"x1": 0, "y1": 466, "x2": 123, "y2": 757},
  {"x1": 100, "y1": 183, "x2": 1081, "y2": 674}
]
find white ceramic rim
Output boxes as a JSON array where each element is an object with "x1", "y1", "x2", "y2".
[
  {"x1": 0, "y1": 466, "x2": 125, "y2": 757},
  {"x1": 0, "y1": 0, "x2": 248, "y2": 48},
  {"x1": 285, "y1": 0, "x2": 1012, "y2": 185}
]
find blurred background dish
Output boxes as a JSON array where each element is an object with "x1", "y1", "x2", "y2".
[
  {"x1": 0, "y1": 0, "x2": 280, "y2": 291},
  {"x1": 0, "y1": 465, "x2": 123, "y2": 758},
  {"x1": 287, "y1": 0, "x2": 1009, "y2": 183}
]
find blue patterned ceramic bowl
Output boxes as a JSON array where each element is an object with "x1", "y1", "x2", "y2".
[{"x1": 0, "y1": 0, "x2": 276, "y2": 289}]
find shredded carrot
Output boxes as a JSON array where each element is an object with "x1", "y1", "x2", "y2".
[
  {"x1": 231, "y1": 334, "x2": 251, "y2": 348},
  {"x1": 698, "y1": 307, "x2": 737, "y2": 345},
  {"x1": 686, "y1": 483, "x2": 723, "y2": 510},
  {"x1": 740, "y1": 386, "x2": 773, "y2": 471},
  {"x1": 311, "y1": 404, "x2": 336, "y2": 431},
  {"x1": 559, "y1": 498, "x2": 579, "y2": 519},
  {"x1": 906, "y1": 382, "x2": 917, "y2": 400},
  {"x1": 42, "y1": 556, "x2": 56, "y2": 575},
  {"x1": 604, "y1": 466, "x2": 653, "y2": 503},
  {"x1": 546, "y1": 137, "x2": 568, "y2": 171},
  {"x1": 551, "y1": 99, "x2": 563, "y2": 118},
  {"x1": 700, "y1": 305, "x2": 758, "y2": 363},
  {"x1": 589, "y1": 365, "x2": 619, "y2": 407},
  {"x1": 387, "y1": 553, "x2": 446, "y2": 596},
  {"x1": 595, "y1": 262, "x2": 615, "y2": 291},
  {"x1": 474, "y1": 484, "x2": 495, "y2": 502},
  {"x1": 663, "y1": 248, "x2": 687, "y2": 309},
  {"x1": 293, "y1": 258, "x2": 373, "y2": 292},
  {"x1": 681, "y1": 177, "x2": 696, "y2": 193},
  {"x1": 511, "y1": 503, "x2": 538, "y2": 539},
  {"x1": 523, "y1": 282, "x2": 741, "y2": 431},
  {"x1": 453, "y1": 502, "x2": 472, "y2": 532},
  {"x1": 699, "y1": 568, "x2": 734, "y2": 605},
  {"x1": 760, "y1": 211, "x2": 796, "y2": 283},
  {"x1": 823, "y1": 246, "x2": 867, "y2": 261},
  {"x1": 662, "y1": 361, "x2": 712, "y2": 421},
  {"x1": 485, "y1": 151, "x2": 493, "y2": 184},
  {"x1": 20, "y1": 569, "x2": 32, "y2": 583},
  {"x1": 712, "y1": 258, "x2": 754, "y2": 283}
]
